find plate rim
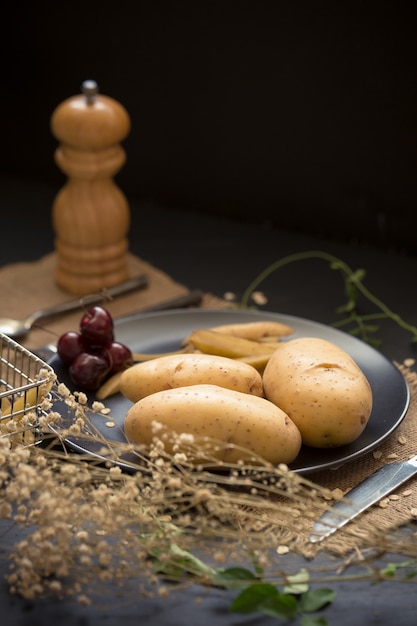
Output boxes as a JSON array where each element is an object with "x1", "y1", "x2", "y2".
[{"x1": 48, "y1": 307, "x2": 410, "y2": 475}]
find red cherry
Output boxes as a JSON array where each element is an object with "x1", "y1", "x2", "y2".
[
  {"x1": 80, "y1": 306, "x2": 114, "y2": 347},
  {"x1": 57, "y1": 331, "x2": 86, "y2": 365},
  {"x1": 69, "y1": 351, "x2": 111, "y2": 391},
  {"x1": 105, "y1": 341, "x2": 134, "y2": 374}
]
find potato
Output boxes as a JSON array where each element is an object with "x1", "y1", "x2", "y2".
[
  {"x1": 124, "y1": 384, "x2": 302, "y2": 465},
  {"x1": 262, "y1": 337, "x2": 373, "y2": 448},
  {"x1": 120, "y1": 352, "x2": 264, "y2": 402}
]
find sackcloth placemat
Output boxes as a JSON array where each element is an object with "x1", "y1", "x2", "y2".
[
  {"x1": 0, "y1": 251, "x2": 226, "y2": 352},
  {"x1": 1, "y1": 252, "x2": 416, "y2": 556},
  {"x1": 302, "y1": 364, "x2": 417, "y2": 556},
  {"x1": 233, "y1": 365, "x2": 417, "y2": 559}
]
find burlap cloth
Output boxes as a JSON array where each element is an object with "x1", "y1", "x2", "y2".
[
  {"x1": 0, "y1": 252, "x2": 225, "y2": 351},
  {"x1": 1, "y1": 252, "x2": 416, "y2": 555},
  {"x1": 304, "y1": 363, "x2": 417, "y2": 555}
]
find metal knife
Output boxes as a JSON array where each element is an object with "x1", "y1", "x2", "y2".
[
  {"x1": 310, "y1": 454, "x2": 417, "y2": 542},
  {"x1": 33, "y1": 289, "x2": 204, "y2": 362}
]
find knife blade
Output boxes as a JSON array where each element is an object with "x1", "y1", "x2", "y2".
[{"x1": 309, "y1": 454, "x2": 417, "y2": 542}]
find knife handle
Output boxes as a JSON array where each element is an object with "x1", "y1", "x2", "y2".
[
  {"x1": 137, "y1": 290, "x2": 204, "y2": 313},
  {"x1": 30, "y1": 274, "x2": 149, "y2": 325},
  {"x1": 102, "y1": 274, "x2": 149, "y2": 298}
]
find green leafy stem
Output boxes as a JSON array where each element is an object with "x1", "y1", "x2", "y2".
[
  {"x1": 151, "y1": 543, "x2": 336, "y2": 625},
  {"x1": 149, "y1": 541, "x2": 417, "y2": 625},
  {"x1": 137, "y1": 502, "x2": 417, "y2": 626},
  {"x1": 240, "y1": 250, "x2": 417, "y2": 348}
]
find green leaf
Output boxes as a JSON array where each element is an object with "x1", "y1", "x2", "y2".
[
  {"x1": 283, "y1": 567, "x2": 310, "y2": 594},
  {"x1": 330, "y1": 260, "x2": 344, "y2": 271},
  {"x1": 381, "y1": 560, "x2": 417, "y2": 579},
  {"x1": 151, "y1": 551, "x2": 184, "y2": 577},
  {"x1": 168, "y1": 543, "x2": 216, "y2": 577},
  {"x1": 349, "y1": 268, "x2": 367, "y2": 283},
  {"x1": 229, "y1": 583, "x2": 278, "y2": 613},
  {"x1": 301, "y1": 616, "x2": 329, "y2": 626},
  {"x1": 381, "y1": 563, "x2": 398, "y2": 577},
  {"x1": 259, "y1": 591, "x2": 299, "y2": 619},
  {"x1": 300, "y1": 588, "x2": 336, "y2": 612},
  {"x1": 213, "y1": 567, "x2": 257, "y2": 590},
  {"x1": 230, "y1": 584, "x2": 298, "y2": 619},
  {"x1": 151, "y1": 543, "x2": 216, "y2": 579}
]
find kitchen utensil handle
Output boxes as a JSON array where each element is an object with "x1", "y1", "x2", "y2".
[
  {"x1": 29, "y1": 274, "x2": 149, "y2": 325},
  {"x1": 137, "y1": 289, "x2": 204, "y2": 313},
  {"x1": 32, "y1": 288, "x2": 206, "y2": 362}
]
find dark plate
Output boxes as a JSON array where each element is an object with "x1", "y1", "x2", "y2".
[{"x1": 48, "y1": 308, "x2": 410, "y2": 475}]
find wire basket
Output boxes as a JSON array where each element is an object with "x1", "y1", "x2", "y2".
[{"x1": 0, "y1": 332, "x2": 55, "y2": 425}]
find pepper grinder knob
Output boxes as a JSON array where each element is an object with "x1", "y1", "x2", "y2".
[
  {"x1": 81, "y1": 79, "x2": 99, "y2": 103},
  {"x1": 51, "y1": 80, "x2": 132, "y2": 295}
]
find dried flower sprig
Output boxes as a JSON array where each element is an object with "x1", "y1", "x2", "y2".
[{"x1": 1, "y1": 380, "x2": 417, "y2": 611}]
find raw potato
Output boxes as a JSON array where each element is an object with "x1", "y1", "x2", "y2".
[
  {"x1": 263, "y1": 337, "x2": 373, "y2": 448},
  {"x1": 120, "y1": 352, "x2": 264, "y2": 402},
  {"x1": 124, "y1": 384, "x2": 302, "y2": 465}
]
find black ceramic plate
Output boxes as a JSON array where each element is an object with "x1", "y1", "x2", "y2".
[{"x1": 48, "y1": 308, "x2": 410, "y2": 475}]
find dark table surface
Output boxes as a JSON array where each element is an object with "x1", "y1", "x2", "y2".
[{"x1": 1, "y1": 175, "x2": 417, "y2": 625}]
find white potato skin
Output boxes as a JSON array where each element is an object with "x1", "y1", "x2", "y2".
[
  {"x1": 263, "y1": 337, "x2": 373, "y2": 448},
  {"x1": 120, "y1": 353, "x2": 264, "y2": 402},
  {"x1": 124, "y1": 384, "x2": 302, "y2": 465}
]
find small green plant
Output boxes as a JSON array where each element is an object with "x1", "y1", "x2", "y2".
[
  {"x1": 220, "y1": 567, "x2": 336, "y2": 625},
  {"x1": 240, "y1": 250, "x2": 417, "y2": 347},
  {"x1": 148, "y1": 541, "x2": 336, "y2": 625}
]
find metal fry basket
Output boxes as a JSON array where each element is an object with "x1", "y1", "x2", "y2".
[{"x1": 0, "y1": 332, "x2": 55, "y2": 424}]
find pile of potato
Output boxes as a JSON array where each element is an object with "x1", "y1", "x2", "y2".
[{"x1": 97, "y1": 320, "x2": 373, "y2": 466}]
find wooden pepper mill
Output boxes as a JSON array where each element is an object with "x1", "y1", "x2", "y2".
[{"x1": 51, "y1": 80, "x2": 131, "y2": 294}]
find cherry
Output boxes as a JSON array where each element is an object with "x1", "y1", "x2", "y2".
[
  {"x1": 80, "y1": 306, "x2": 114, "y2": 347},
  {"x1": 105, "y1": 341, "x2": 134, "y2": 374},
  {"x1": 69, "y1": 351, "x2": 112, "y2": 392},
  {"x1": 57, "y1": 331, "x2": 86, "y2": 366},
  {"x1": 57, "y1": 306, "x2": 135, "y2": 392}
]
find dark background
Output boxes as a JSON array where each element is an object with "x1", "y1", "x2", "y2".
[
  {"x1": 2, "y1": 6, "x2": 417, "y2": 623},
  {"x1": 2, "y1": 1, "x2": 417, "y2": 254}
]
